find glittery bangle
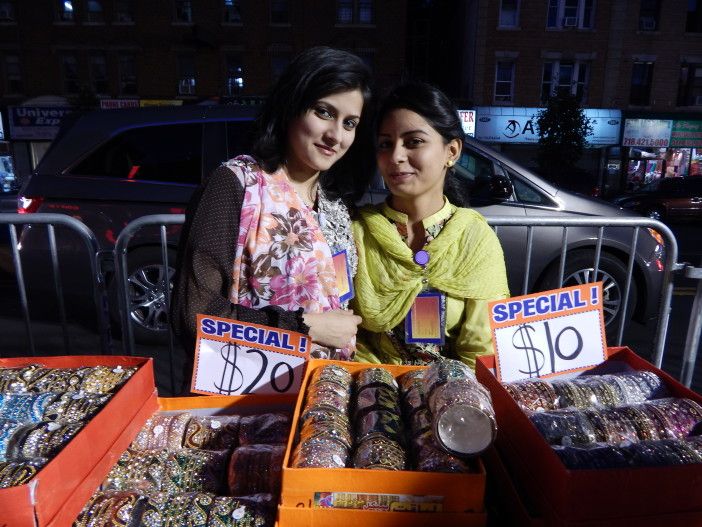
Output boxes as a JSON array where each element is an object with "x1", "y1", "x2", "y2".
[
  {"x1": 42, "y1": 391, "x2": 110, "y2": 423},
  {"x1": 209, "y1": 495, "x2": 276, "y2": 527},
  {"x1": 353, "y1": 435, "x2": 406, "y2": 470},
  {"x1": 504, "y1": 379, "x2": 559, "y2": 411},
  {"x1": 644, "y1": 398, "x2": 702, "y2": 439},
  {"x1": 10, "y1": 421, "x2": 83, "y2": 460},
  {"x1": 0, "y1": 393, "x2": 58, "y2": 423},
  {"x1": 132, "y1": 412, "x2": 192, "y2": 451},
  {"x1": 162, "y1": 449, "x2": 229, "y2": 494},
  {"x1": 354, "y1": 385, "x2": 401, "y2": 421},
  {"x1": 356, "y1": 367, "x2": 398, "y2": 391},
  {"x1": 228, "y1": 444, "x2": 285, "y2": 496},
  {"x1": 552, "y1": 381, "x2": 590, "y2": 409},
  {"x1": 299, "y1": 406, "x2": 350, "y2": 430},
  {"x1": 73, "y1": 491, "x2": 146, "y2": 527},
  {"x1": 141, "y1": 491, "x2": 214, "y2": 527},
  {"x1": 309, "y1": 364, "x2": 353, "y2": 390},
  {"x1": 529, "y1": 409, "x2": 597, "y2": 446},
  {"x1": 238, "y1": 413, "x2": 291, "y2": 446},
  {"x1": 355, "y1": 410, "x2": 405, "y2": 445},
  {"x1": 80, "y1": 365, "x2": 136, "y2": 394},
  {"x1": 299, "y1": 419, "x2": 352, "y2": 450},
  {"x1": 0, "y1": 458, "x2": 46, "y2": 487},
  {"x1": 103, "y1": 448, "x2": 169, "y2": 493},
  {"x1": 398, "y1": 369, "x2": 425, "y2": 396},
  {"x1": 0, "y1": 419, "x2": 25, "y2": 461},
  {"x1": 412, "y1": 430, "x2": 471, "y2": 473},
  {"x1": 183, "y1": 415, "x2": 240, "y2": 450},
  {"x1": 292, "y1": 437, "x2": 349, "y2": 468}
]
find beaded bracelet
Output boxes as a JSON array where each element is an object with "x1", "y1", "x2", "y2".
[
  {"x1": 140, "y1": 491, "x2": 214, "y2": 527},
  {"x1": 73, "y1": 491, "x2": 146, "y2": 527}
]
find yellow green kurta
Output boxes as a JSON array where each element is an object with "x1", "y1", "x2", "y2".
[{"x1": 351, "y1": 200, "x2": 510, "y2": 369}]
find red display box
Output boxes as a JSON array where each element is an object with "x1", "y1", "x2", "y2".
[
  {"x1": 476, "y1": 347, "x2": 702, "y2": 527},
  {"x1": 0, "y1": 356, "x2": 158, "y2": 527}
]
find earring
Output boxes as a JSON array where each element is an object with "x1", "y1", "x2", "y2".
[{"x1": 446, "y1": 160, "x2": 455, "y2": 168}]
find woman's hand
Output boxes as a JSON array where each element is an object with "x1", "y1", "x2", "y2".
[{"x1": 303, "y1": 310, "x2": 362, "y2": 349}]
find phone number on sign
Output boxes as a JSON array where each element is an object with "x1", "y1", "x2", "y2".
[{"x1": 622, "y1": 137, "x2": 669, "y2": 147}]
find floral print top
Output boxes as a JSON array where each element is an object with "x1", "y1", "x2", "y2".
[{"x1": 227, "y1": 156, "x2": 343, "y2": 314}]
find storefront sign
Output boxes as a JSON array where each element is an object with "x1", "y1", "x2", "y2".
[
  {"x1": 671, "y1": 120, "x2": 702, "y2": 148},
  {"x1": 488, "y1": 283, "x2": 606, "y2": 383},
  {"x1": 475, "y1": 107, "x2": 620, "y2": 145},
  {"x1": 139, "y1": 99, "x2": 183, "y2": 107},
  {"x1": 458, "y1": 109, "x2": 476, "y2": 137},
  {"x1": 622, "y1": 119, "x2": 672, "y2": 148},
  {"x1": 192, "y1": 314, "x2": 309, "y2": 396},
  {"x1": 8, "y1": 106, "x2": 73, "y2": 141},
  {"x1": 100, "y1": 99, "x2": 139, "y2": 110}
]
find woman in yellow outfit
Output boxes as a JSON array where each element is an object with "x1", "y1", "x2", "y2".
[{"x1": 352, "y1": 82, "x2": 510, "y2": 369}]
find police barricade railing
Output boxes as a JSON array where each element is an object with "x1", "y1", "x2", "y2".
[
  {"x1": 114, "y1": 214, "x2": 698, "y2": 389},
  {"x1": 0, "y1": 212, "x2": 112, "y2": 357},
  {"x1": 113, "y1": 214, "x2": 185, "y2": 394}
]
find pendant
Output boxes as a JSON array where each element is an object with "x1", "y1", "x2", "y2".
[{"x1": 413, "y1": 250, "x2": 430, "y2": 266}]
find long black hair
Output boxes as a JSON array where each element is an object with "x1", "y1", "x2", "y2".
[
  {"x1": 376, "y1": 81, "x2": 469, "y2": 206},
  {"x1": 253, "y1": 46, "x2": 375, "y2": 201}
]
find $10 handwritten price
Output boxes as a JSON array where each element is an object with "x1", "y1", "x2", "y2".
[
  {"x1": 512, "y1": 321, "x2": 583, "y2": 377},
  {"x1": 215, "y1": 342, "x2": 295, "y2": 395}
]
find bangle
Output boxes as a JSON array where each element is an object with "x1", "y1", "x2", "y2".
[
  {"x1": 141, "y1": 492, "x2": 214, "y2": 527},
  {"x1": 74, "y1": 491, "x2": 146, "y2": 527}
]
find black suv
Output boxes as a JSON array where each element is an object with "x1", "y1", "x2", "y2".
[{"x1": 17, "y1": 105, "x2": 257, "y2": 341}]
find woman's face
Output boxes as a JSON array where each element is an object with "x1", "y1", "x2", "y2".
[
  {"x1": 286, "y1": 89, "x2": 364, "y2": 177},
  {"x1": 376, "y1": 108, "x2": 461, "y2": 201}
]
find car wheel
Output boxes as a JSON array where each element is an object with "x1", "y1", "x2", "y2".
[
  {"x1": 646, "y1": 207, "x2": 663, "y2": 221},
  {"x1": 538, "y1": 251, "x2": 637, "y2": 343},
  {"x1": 109, "y1": 247, "x2": 177, "y2": 344}
]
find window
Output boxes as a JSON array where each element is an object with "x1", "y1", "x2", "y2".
[
  {"x1": 678, "y1": 63, "x2": 702, "y2": 106},
  {"x1": 688, "y1": 0, "x2": 702, "y2": 32},
  {"x1": 55, "y1": 0, "x2": 74, "y2": 22},
  {"x1": 225, "y1": 54, "x2": 244, "y2": 95},
  {"x1": 499, "y1": 0, "x2": 519, "y2": 27},
  {"x1": 114, "y1": 0, "x2": 134, "y2": 23},
  {"x1": 86, "y1": 0, "x2": 104, "y2": 23},
  {"x1": 270, "y1": 54, "x2": 289, "y2": 82},
  {"x1": 71, "y1": 124, "x2": 203, "y2": 185},
  {"x1": 119, "y1": 54, "x2": 137, "y2": 95},
  {"x1": 494, "y1": 61, "x2": 515, "y2": 103},
  {"x1": 546, "y1": 0, "x2": 594, "y2": 29},
  {"x1": 178, "y1": 55, "x2": 196, "y2": 95},
  {"x1": 270, "y1": 0, "x2": 289, "y2": 24},
  {"x1": 4, "y1": 54, "x2": 22, "y2": 93},
  {"x1": 629, "y1": 61, "x2": 654, "y2": 106},
  {"x1": 223, "y1": 0, "x2": 241, "y2": 23},
  {"x1": 89, "y1": 54, "x2": 108, "y2": 94},
  {"x1": 541, "y1": 60, "x2": 589, "y2": 102},
  {"x1": 639, "y1": 0, "x2": 660, "y2": 31},
  {"x1": 61, "y1": 54, "x2": 79, "y2": 94},
  {"x1": 174, "y1": 0, "x2": 192, "y2": 23},
  {"x1": 0, "y1": 1, "x2": 15, "y2": 22},
  {"x1": 337, "y1": 0, "x2": 373, "y2": 25}
]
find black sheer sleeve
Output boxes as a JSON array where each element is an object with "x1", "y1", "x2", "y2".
[{"x1": 170, "y1": 163, "x2": 309, "y2": 355}]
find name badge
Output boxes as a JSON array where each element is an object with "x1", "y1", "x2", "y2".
[
  {"x1": 332, "y1": 249, "x2": 354, "y2": 303},
  {"x1": 405, "y1": 290, "x2": 445, "y2": 344}
]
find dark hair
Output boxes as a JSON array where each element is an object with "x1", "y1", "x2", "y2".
[
  {"x1": 376, "y1": 81, "x2": 469, "y2": 206},
  {"x1": 253, "y1": 46, "x2": 375, "y2": 201}
]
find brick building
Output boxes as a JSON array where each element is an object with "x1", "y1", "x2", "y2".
[
  {"x1": 460, "y1": 0, "x2": 702, "y2": 196},
  {"x1": 0, "y1": 0, "x2": 406, "y2": 183}
]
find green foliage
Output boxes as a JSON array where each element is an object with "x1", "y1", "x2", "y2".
[{"x1": 536, "y1": 90, "x2": 593, "y2": 182}]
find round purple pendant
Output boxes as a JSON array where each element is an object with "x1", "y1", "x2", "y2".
[{"x1": 413, "y1": 250, "x2": 430, "y2": 266}]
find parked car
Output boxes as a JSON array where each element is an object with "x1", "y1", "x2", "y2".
[
  {"x1": 15, "y1": 106, "x2": 665, "y2": 344},
  {"x1": 612, "y1": 176, "x2": 702, "y2": 221}
]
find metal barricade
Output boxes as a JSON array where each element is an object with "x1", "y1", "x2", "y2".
[
  {"x1": 114, "y1": 214, "x2": 184, "y2": 393},
  {"x1": 0, "y1": 212, "x2": 112, "y2": 356},
  {"x1": 114, "y1": 214, "x2": 698, "y2": 388}
]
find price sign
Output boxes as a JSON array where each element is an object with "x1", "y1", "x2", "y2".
[
  {"x1": 488, "y1": 283, "x2": 607, "y2": 383},
  {"x1": 191, "y1": 314, "x2": 310, "y2": 396}
]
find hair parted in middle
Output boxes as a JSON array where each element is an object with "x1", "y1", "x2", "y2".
[{"x1": 376, "y1": 81, "x2": 469, "y2": 206}]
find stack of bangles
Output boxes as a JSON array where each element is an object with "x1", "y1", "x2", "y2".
[{"x1": 0, "y1": 364, "x2": 136, "y2": 488}]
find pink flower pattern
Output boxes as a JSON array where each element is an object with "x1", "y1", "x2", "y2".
[{"x1": 224, "y1": 156, "x2": 340, "y2": 313}]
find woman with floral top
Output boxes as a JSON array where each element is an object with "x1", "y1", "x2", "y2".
[
  {"x1": 351, "y1": 82, "x2": 510, "y2": 370},
  {"x1": 172, "y1": 47, "x2": 374, "y2": 376}
]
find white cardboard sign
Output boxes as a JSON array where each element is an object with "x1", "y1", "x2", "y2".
[
  {"x1": 488, "y1": 283, "x2": 607, "y2": 383},
  {"x1": 192, "y1": 314, "x2": 309, "y2": 396}
]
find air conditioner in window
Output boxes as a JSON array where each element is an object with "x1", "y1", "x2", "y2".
[
  {"x1": 641, "y1": 17, "x2": 656, "y2": 30},
  {"x1": 694, "y1": 95, "x2": 702, "y2": 106},
  {"x1": 563, "y1": 16, "x2": 578, "y2": 27}
]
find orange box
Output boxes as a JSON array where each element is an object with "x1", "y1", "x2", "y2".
[
  {"x1": 280, "y1": 359, "x2": 487, "y2": 526},
  {"x1": 0, "y1": 355, "x2": 157, "y2": 527},
  {"x1": 476, "y1": 347, "x2": 702, "y2": 527}
]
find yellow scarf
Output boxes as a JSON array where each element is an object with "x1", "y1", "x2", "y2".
[{"x1": 352, "y1": 204, "x2": 510, "y2": 332}]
